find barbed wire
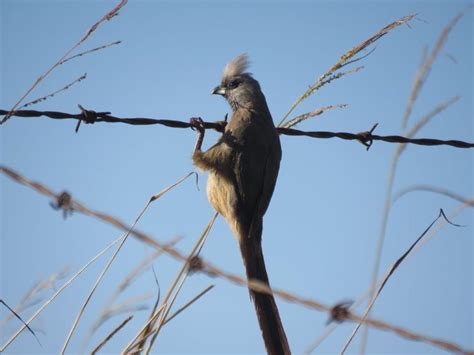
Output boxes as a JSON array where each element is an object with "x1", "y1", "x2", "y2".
[
  {"x1": 0, "y1": 165, "x2": 471, "y2": 354},
  {"x1": 1, "y1": 108, "x2": 473, "y2": 149}
]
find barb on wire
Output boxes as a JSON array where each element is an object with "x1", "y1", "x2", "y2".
[
  {"x1": 0, "y1": 165, "x2": 471, "y2": 354},
  {"x1": 50, "y1": 191, "x2": 74, "y2": 219},
  {"x1": 1, "y1": 108, "x2": 472, "y2": 149}
]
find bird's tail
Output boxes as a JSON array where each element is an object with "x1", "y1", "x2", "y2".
[{"x1": 239, "y1": 235, "x2": 290, "y2": 355}]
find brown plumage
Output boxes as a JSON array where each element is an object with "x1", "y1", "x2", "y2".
[{"x1": 191, "y1": 54, "x2": 290, "y2": 354}]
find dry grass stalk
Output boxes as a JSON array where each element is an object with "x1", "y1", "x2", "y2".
[
  {"x1": 121, "y1": 303, "x2": 166, "y2": 354},
  {"x1": 59, "y1": 40, "x2": 122, "y2": 66},
  {"x1": 401, "y1": 13, "x2": 464, "y2": 131},
  {"x1": 90, "y1": 293, "x2": 151, "y2": 334},
  {"x1": 281, "y1": 104, "x2": 348, "y2": 129},
  {"x1": 19, "y1": 74, "x2": 87, "y2": 109},
  {"x1": 1, "y1": 268, "x2": 69, "y2": 326},
  {"x1": 142, "y1": 213, "x2": 218, "y2": 354},
  {"x1": 0, "y1": 0, "x2": 127, "y2": 124},
  {"x1": 393, "y1": 184, "x2": 472, "y2": 205},
  {"x1": 279, "y1": 14, "x2": 416, "y2": 127},
  {"x1": 305, "y1": 198, "x2": 473, "y2": 354},
  {"x1": 163, "y1": 284, "x2": 214, "y2": 325},
  {"x1": 0, "y1": 300, "x2": 40, "y2": 345},
  {"x1": 84, "y1": 236, "x2": 182, "y2": 348},
  {"x1": 341, "y1": 210, "x2": 461, "y2": 353},
  {"x1": 359, "y1": 13, "x2": 467, "y2": 351},
  {"x1": 361, "y1": 95, "x2": 461, "y2": 352},
  {"x1": 60, "y1": 172, "x2": 196, "y2": 354},
  {"x1": 91, "y1": 315, "x2": 133, "y2": 354},
  {"x1": 0, "y1": 235, "x2": 123, "y2": 352}
]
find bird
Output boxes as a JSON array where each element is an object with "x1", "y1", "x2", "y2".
[{"x1": 191, "y1": 54, "x2": 290, "y2": 354}]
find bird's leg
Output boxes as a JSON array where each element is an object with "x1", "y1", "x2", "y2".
[{"x1": 190, "y1": 117, "x2": 205, "y2": 152}]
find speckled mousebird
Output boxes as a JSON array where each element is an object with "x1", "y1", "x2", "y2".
[{"x1": 191, "y1": 54, "x2": 290, "y2": 355}]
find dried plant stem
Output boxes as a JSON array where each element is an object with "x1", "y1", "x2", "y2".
[
  {"x1": 91, "y1": 315, "x2": 133, "y2": 355},
  {"x1": 19, "y1": 74, "x2": 87, "y2": 109},
  {"x1": 0, "y1": 235, "x2": 122, "y2": 352},
  {"x1": 121, "y1": 303, "x2": 166, "y2": 354},
  {"x1": 305, "y1": 198, "x2": 473, "y2": 354},
  {"x1": 143, "y1": 213, "x2": 218, "y2": 354},
  {"x1": 0, "y1": 300, "x2": 39, "y2": 345},
  {"x1": 0, "y1": 0, "x2": 127, "y2": 124},
  {"x1": 393, "y1": 184, "x2": 472, "y2": 205},
  {"x1": 360, "y1": 94, "x2": 460, "y2": 352},
  {"x1": 341, "y1": 210, "x2": 459, "y2": 353},
  {"x1": 279, "y1": 67, "x2": 362, "y2": 127},
  {"x1": 279, "y1": 14, "x2": 415, "y2": 126},
  {"x1": 59, "y1": 172, "x2": 195, "y2": 354},
  {"x1": 281, "y1": 104, "x2": 348, "y2": 129},
  {"x1": 59, "y1": 40, "x2": 121, "y2": 66},
  {"x1": 1, "y1": 268, "x2": 68, "y2": 326},
  {"x1": 163, "y1": 285, "x2": 215, "y2": 325},
  {"x1": 401, "y1": 12, "x2": 464, "y2": 130},
  {"x1": 84, "y1": 236, "x2": 182, "y2": 349}
]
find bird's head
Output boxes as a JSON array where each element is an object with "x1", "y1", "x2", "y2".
[{"x1": 212, "y1": 54, "x2": 266, "y2": 111}]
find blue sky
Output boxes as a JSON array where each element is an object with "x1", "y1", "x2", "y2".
[{"x1": 1, "y1": 1, "x2": 472, "y2": 354}]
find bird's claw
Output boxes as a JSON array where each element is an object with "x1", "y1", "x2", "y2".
[{"x1": 190, "y1": 117, "x2": 205, "y2": 133}]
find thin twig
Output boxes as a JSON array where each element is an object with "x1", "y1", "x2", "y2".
[{"x1": 91, "y1": 315, "x2": 133, "y2": 355}]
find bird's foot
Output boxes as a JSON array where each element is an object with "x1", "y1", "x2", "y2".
[
  {"x1": 190, "y1": 117, "x2": 205, "y2": 133},
  {"x1": 190, "y1": 117, "x2": 205, "y2": 152}
]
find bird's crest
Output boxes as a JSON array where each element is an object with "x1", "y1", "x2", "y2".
[{"x1": 222, "y1": 54, "x2": 250, "y2": 83}]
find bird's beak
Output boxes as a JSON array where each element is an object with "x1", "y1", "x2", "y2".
[{"x1": 212, "y1": 85, "x2": 226, "y2": 96}]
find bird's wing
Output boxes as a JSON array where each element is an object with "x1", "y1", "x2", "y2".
[{"x1": 235, "y1": 133, "x2": 281, "y2": 241}]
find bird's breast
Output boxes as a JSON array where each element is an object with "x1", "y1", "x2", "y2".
[{"x1": 207, "y1": 171, "x2": 240, "y2": 237}]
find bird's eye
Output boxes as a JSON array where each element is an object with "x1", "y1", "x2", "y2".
[{"x1": 228, "y1": 79, "x2": 240, "y2": 89}]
